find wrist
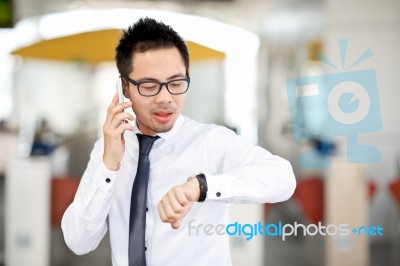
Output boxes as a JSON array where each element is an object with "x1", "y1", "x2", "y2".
[
  {"x1": 103, "y1": 157, "x2": 119, "y2": 171},
  {"x1": 187, "y1": 173, "x2": 208, "y2": 202},
  {"x1": 186, "y1": 178, "x2": 201, "y2": 201}
]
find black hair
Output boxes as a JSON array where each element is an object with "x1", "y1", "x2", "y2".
[{"x1": 115, "y1": 17, "x2": 189, "y2": 77}]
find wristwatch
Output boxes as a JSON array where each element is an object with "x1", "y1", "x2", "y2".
[{"x1": 187, "y1": 173, "x2": 208, "y2": 202}]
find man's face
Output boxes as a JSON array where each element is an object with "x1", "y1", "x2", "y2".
[{"x1": 124, "y1": 47, "x2": 187, "y2": 136}]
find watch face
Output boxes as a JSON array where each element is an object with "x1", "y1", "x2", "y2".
[
  {"x1": 187, "y1": 175, "x2": 196, "y2": 182},
  {"x1": 187, "y1": 173, "x2": 203, "y2": 182}
]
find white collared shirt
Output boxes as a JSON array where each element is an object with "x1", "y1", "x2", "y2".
[{"x1": 61, "y1": 115, "x2": 296, "y2": 266}]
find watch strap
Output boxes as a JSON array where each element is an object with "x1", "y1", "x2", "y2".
[{"x1": 187, "y1": 173, "x2": 208, "y2": 202}]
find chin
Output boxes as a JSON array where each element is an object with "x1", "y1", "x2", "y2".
[{"x1": 154, "y1": 123, "x2": 174, "y2": 133}]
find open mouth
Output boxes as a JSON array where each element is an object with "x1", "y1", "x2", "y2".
[{"x1": 154, "y1": 111, "x2": 173, "y2": 123}]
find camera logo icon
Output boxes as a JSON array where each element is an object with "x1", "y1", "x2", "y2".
[{"x1": 287, "y1": 39, "x2": 382, "y2": 168}]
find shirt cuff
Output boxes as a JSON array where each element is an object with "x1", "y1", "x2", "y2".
[
  {"x1": 205, "y1": 173, "x2": 232, "y2": 200},
  {"x1": 92, "y1": 162, "x2": 119, "y2": 194}
]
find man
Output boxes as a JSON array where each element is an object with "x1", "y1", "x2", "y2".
[{"x1": 62, "y1": 17, "x2": 296, "y2": 266}]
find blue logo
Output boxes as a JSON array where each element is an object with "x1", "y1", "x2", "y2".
[{"x1": 286, "y1": 39, "x2": 382, "y2": 168}]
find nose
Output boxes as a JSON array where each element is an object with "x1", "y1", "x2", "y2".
[{"x1": 154, "y1": 84, "x2": 172, "y2": 104}]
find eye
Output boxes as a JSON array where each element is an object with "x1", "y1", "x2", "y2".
[
  {"x1": 141, "y1": 83, "x2": 158, "y2": 90},
  {"x1": 170, "y1": 81, "x2": 184, "y2": 87}
]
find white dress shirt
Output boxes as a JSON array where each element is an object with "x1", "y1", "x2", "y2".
[{"x1": 61, "y1": 115, "x2": 296, "y2": 266}]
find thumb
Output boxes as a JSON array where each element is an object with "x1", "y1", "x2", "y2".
[{"x1": 171, "y1": 219, "x2": 182, "y2": 229}]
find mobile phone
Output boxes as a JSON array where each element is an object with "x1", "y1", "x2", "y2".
[{"x1": 116, "y1": 76, "x2": 124, "y2": 104}]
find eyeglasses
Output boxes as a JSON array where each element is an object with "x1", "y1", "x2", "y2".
[{"x1": 124, "y1": 76, "x2": 190, "y2": 97}]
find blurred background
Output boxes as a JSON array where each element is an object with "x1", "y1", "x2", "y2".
[{"x1": 0, "y1": 0, "x2": 399, "y2": 265}]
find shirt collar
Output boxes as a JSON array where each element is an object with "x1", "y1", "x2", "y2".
[{"x1": 132, "y1": 114, "x2": 184, "y2": 141}]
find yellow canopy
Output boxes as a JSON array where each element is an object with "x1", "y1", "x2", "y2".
[{"x1": 11, "y1": 29, "x2": 225, "y2": 64}]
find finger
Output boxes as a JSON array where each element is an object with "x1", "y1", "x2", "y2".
[
  {"x1": 161, "y1": 198, "x2": 180, "y2": 222},
  {"x1": 157, "y1": 202, "x2": 168, "y2": 222},
  {"x1": 110, "y1": 101, "x2": 132, "y2": 118},
  {"x1": 112, "y1": 91, "x2": 119, "y2": 104},
  {"x1": 115, "y1": 121, "x2": 134, "y2": 135},
  {"x1": 176, "y1": 191, "x2": 190, "y2": 206},
  {"x1": 168, "y1": 189, "x2": 185, "y2": 213},
  {"x1": 171, "y1": 201, "x2": 194, "y2": 229},
  {"x1": 110, "y1": 112, "x2": 135, "y2": 129},
  {"x1": 104, "y1": 116, "x2": 134, "y2": 138},
  {"x1": 104, "y1": 109, "x2": 132, "y2": 133},
  {"x1": 105, "y1": 101, "x2": 132, "y2": 126},
  {"x1": 158, "y1": 199, "x2": 178, "y2": 223},
  {"x1": 171, "y1": 219, "x2": 182, "y2": 229},
  {"x1": 104, "y1": 93, "x2": 120, "y2": 125}
]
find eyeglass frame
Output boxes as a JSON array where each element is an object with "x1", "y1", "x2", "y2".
[{"x1": 123, "y1": 75, "x2": 191, "y2": 97}]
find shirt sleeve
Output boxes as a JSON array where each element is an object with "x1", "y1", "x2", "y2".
[
  {"x1": 61, "y1": 139, "x2": 118, "y2": 255},
  {"x1": 204, "y1": 128, "x2": 296, "y2": 204}
]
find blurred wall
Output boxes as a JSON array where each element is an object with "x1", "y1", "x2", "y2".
[{"x1": 325, "y1": 0, "x2": 400, "y2": 245}]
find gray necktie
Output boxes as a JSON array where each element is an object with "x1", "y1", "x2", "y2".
[{"x1": 129, "y1": 134, "x2": 159, "y2": 266}]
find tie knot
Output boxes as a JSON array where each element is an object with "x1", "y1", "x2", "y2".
[{"x1": 136, "y1": 134, "x2": 159, "y2": 156}]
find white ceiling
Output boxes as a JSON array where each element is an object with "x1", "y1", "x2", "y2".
[{"x1": 12, "y1": 0, "x2": 324, "y2": 37}]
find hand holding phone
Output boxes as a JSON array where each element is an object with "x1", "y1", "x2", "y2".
[{"x1": 103, "y1": 77, "x2": 134, "y2": 171}]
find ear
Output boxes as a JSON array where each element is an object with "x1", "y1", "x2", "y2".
[{"x1": 122, "y1": 78, "x2": 130, "y2": 99}]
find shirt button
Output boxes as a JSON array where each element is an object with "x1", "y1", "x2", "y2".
[
  {"x1": 216, "y1": 192, "x2": 221, "y2": 197},
  {"x1": 105, "y1": 178, "x2": 111, "y2": 183},
  {"x1": 145, "y1": 246, "x2": 147, "y2": 251},
  {"x1": 146, "y1": 207, "x2": 148, "y2": 212}
]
